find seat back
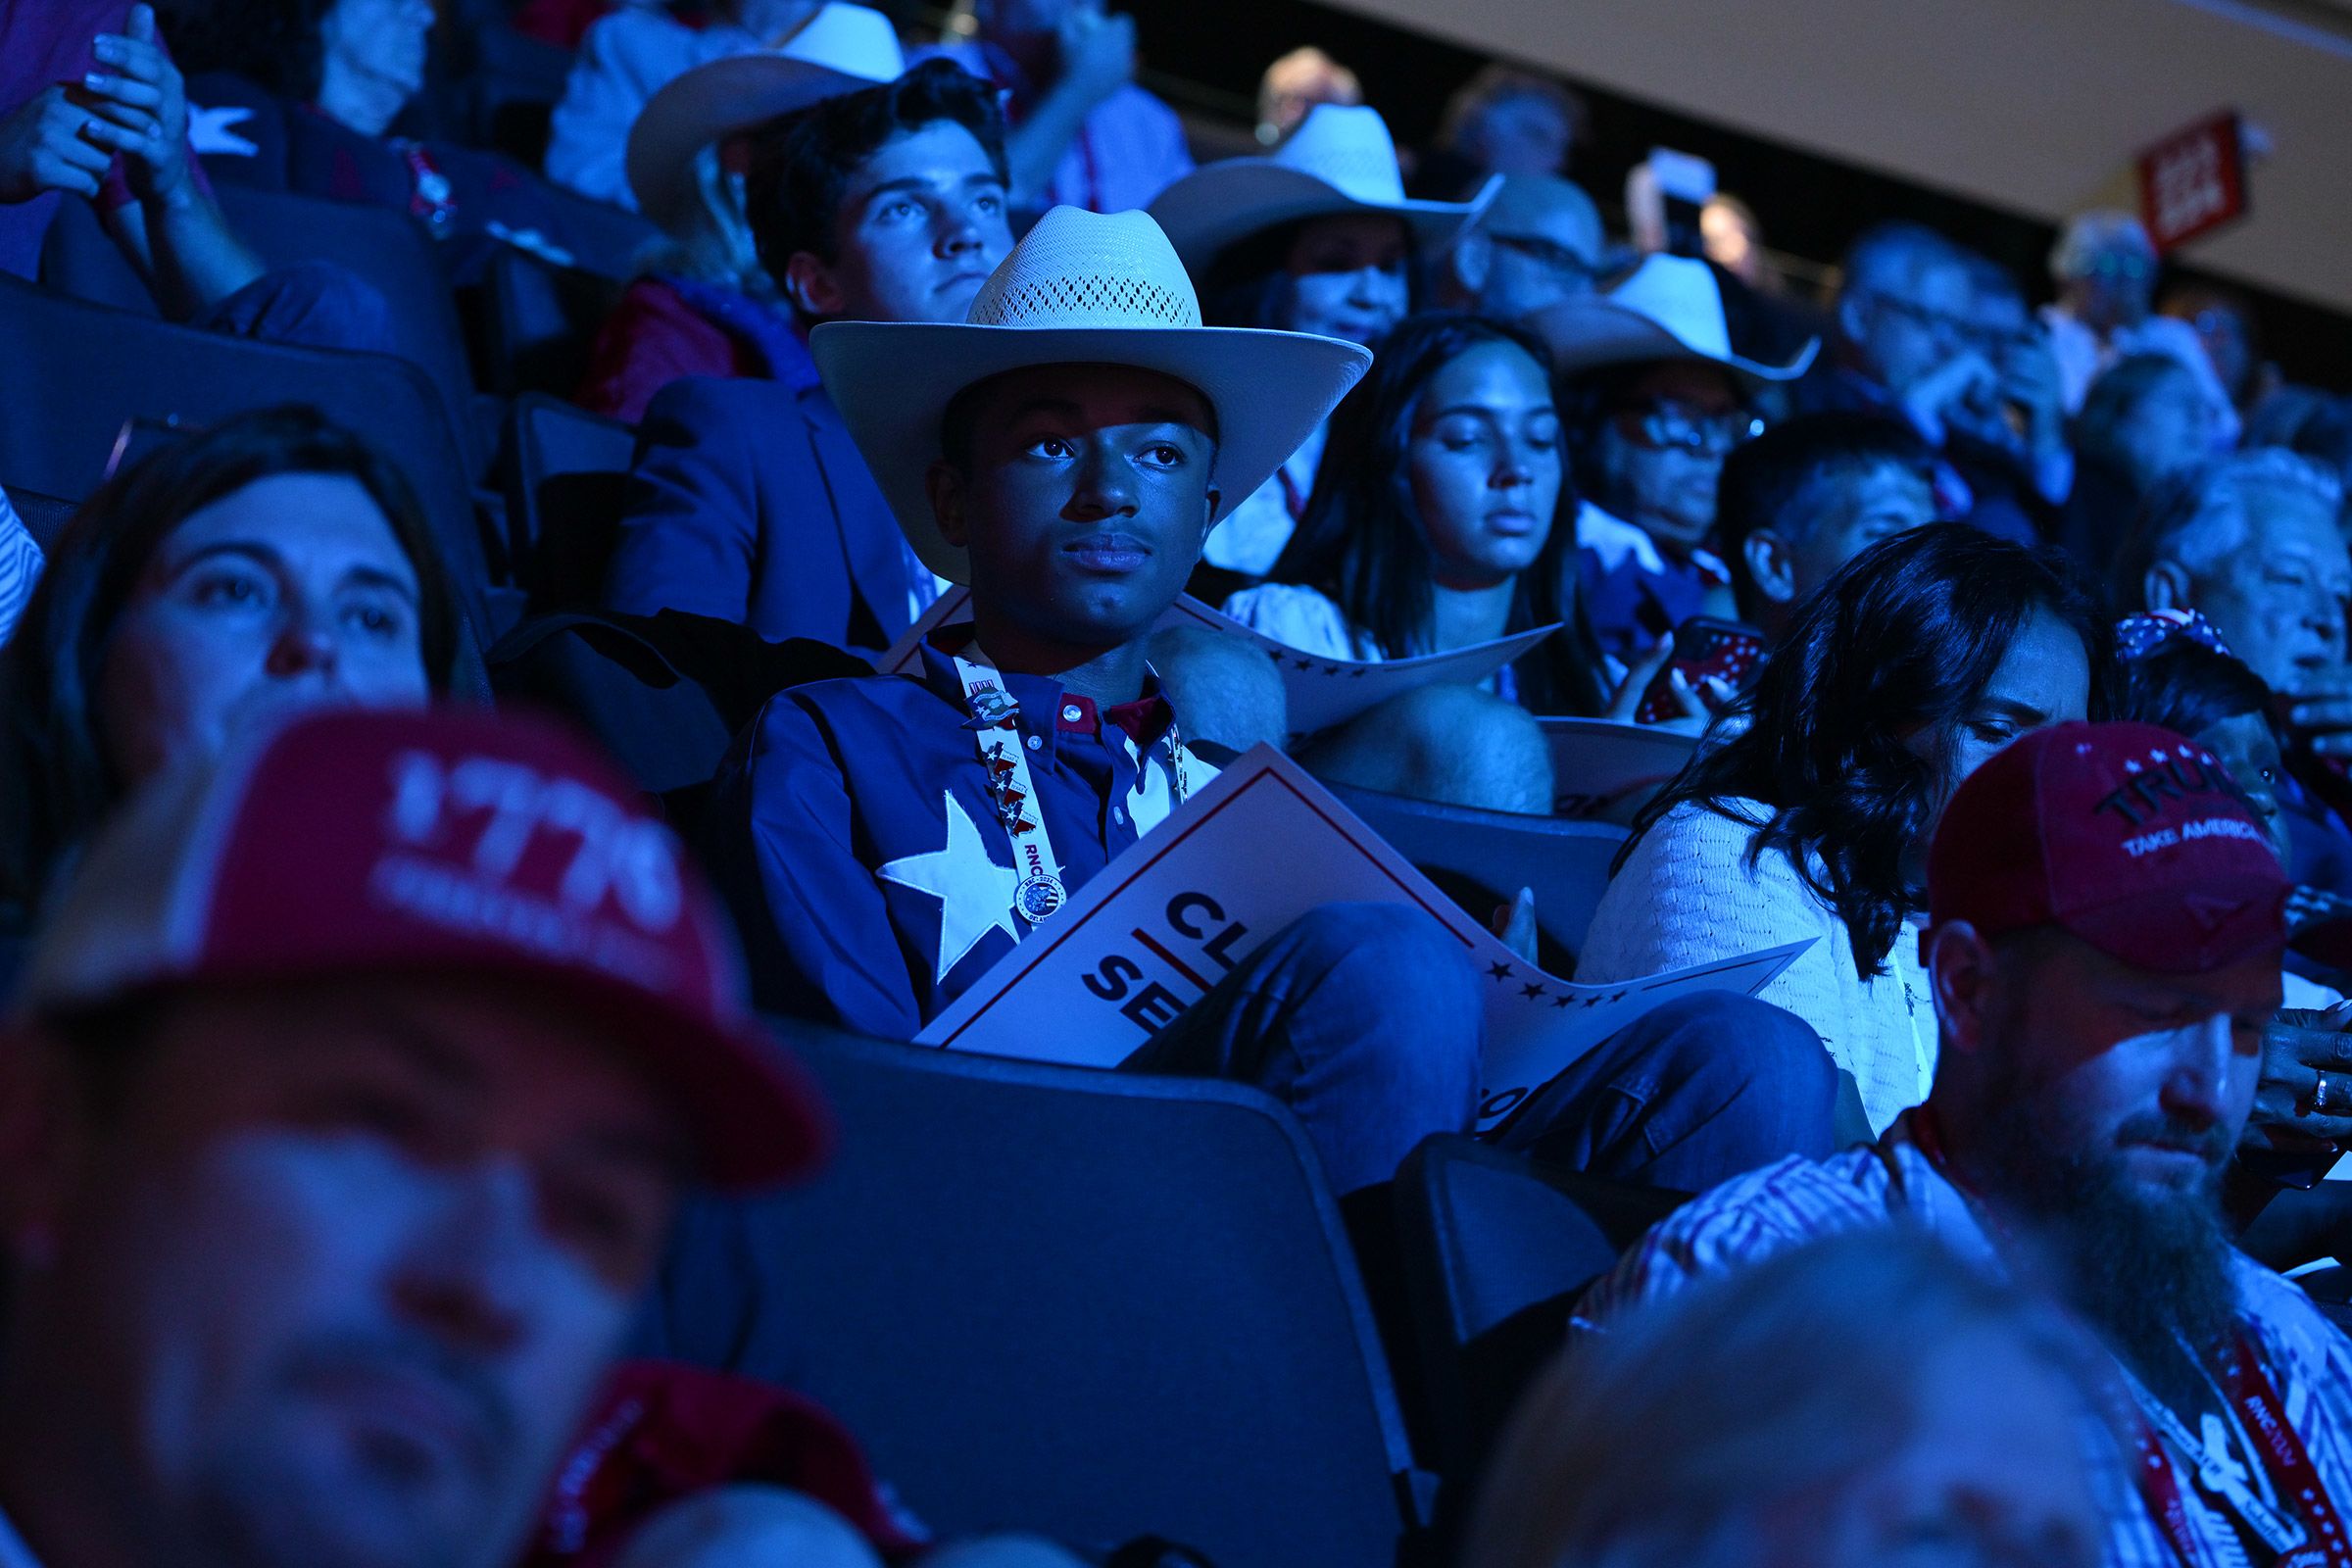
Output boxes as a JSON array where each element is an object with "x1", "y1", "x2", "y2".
[
  {"x1": 1393, "y1": 1136, "x2": 1686, "y2": 1488},
  {"x1": 507, "y1": 393, "x2": 636, "y2": 609},
  {"x1": 2, "y1": 486, "x2": 76, "y2": 552},
  {"x1": 645, "y1": 1026, "x2": 1431, "y2": 1568},
  {"x1": 41, "y1": 185, "x2": 486, "y2": 476},
  {"x1": 1324, "y1": 782, "x2": 1627, "y2": 966},
  {"x1": 0, "y1": 272, "x2": 494, "y2": 627},
  {"x1": 479, "y1": 248, "x2": 623, "y2": 399}
]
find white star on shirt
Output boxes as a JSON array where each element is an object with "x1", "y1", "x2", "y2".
[{"x1": 878, "y1": 792, "x2": 1020, "y2": 984}]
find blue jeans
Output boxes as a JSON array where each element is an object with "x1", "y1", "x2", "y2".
[
  {"x1": 1494, "y1": 991, "x2": 1841, "y2": 1192},
  {"x1": 1125, "y1": 904, "x2": 1482, "y2": 1196},
  {"x1": 1128, "y1": 905, "x2": 1838, "y2": 1196}
]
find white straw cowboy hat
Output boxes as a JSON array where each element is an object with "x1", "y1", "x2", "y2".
[
  {"x1": 1530, "y1": 253, "x2": 1818, "y2": 383},
  {"x1": 626, "y1": 2, "x2": 905, "y2": 231},
  {"x1": 1147, "y1": 103, "x2": 1497, "y2": 274},
  {"x1": 812, "y1": 206, "x2": 1373, "y2": 584}
]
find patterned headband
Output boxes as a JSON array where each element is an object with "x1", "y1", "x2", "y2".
[{"x1": 2115, "y1": 608, "x2": 2235, "y2": 664}]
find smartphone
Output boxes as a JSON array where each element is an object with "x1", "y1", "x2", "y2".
[
  {"x1": 1647, "y1": 147, "x2": 1717, "y2": 261},
  {"x1": 1635, "y1": 616, "x2": 1764, "y2": 725}
]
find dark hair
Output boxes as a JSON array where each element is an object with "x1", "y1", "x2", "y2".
[
  {"x1": 1715, "y1": 412, "x2": 1934, "y2": 621},
  {"x1": 1837, "y1": 220, "x2": 1959, "y2": 302},
  {"x1": 157, "y1": 0, "x2": 332, "y2": 100},
  {"x1": 2075, "y1": 354, "x2": 2196, "y2": 476},
  {"x1": 2243, "y1": 386, "x2": 2352, "y2": 482},
  {"x1": 0, "y1": 406, "x2": 463, "y2": 915},
  {"x1": 1438, "y1": 65, "x2": 1590, "y2": 157},
  {"x1": 1267, "y1": 313, "x2": 1609, "y2": 715},
  {"x1": 2116, "y1": 638, "x2": 2273, "y2": 739},
  {"x1": 744, "y1": 59, "x2": 1007, "y2": 295},
  {"x1": 1199, "y1": 215, "x2": 1419, "y2": 334},
  {"x1": 1624, "y1": 526, "x2": 2109, "y2": 977}
]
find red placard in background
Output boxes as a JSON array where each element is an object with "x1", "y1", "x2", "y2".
[{"x1": 2136, "y1": 110, "x2": 2248, "y2": 252}]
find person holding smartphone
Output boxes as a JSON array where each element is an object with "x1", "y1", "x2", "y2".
[{"x1": 1532, "y1": 252, "x2": 1815, "y2": 661}]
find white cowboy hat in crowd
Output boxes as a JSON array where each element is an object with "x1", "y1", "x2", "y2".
[
  {"x1": 1531, "y1": 253, "x2": 1818, "y2": 383},
  {"x1": 812, "y1": 206, "x2": 1373, "y2": 584},
  {"x1": 1147, "y1": 103, "x2": 1498, "y2": 274},
  {"x1": 626, "y1": 1, "x2": 905, "y2": 231}
]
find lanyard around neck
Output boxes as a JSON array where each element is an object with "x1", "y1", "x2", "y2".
[{"x1": 948, "y1": 651, "x2": 1189, "y2": 927}]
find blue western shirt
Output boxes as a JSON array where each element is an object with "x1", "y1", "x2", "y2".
[{"x1": 702, "y1": 638, "x2": 1196, "y2": 1039}]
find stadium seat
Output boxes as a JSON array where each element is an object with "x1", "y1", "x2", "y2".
[
  {"x1": 3, "y1": 486, "x2": 76, "y2": 552},
  {"x1": 504, "y1": 393, "x2": 636, "y2": 609},
  {"x1": 486, "y1": 609, "x2": 864, "y2": 818},
  {"x1": 641, "y1": 1025, "x2": 1436, "y2": 1568},
  {"x1": 1324, "y1": 782, "x2": 1628, "y2": 969},
  {"x1": 462, "y1": 22, "x2": 574, "y2": 171},
  {"x1": 476, "y1": 246, "x2": 624, "y2": 400},
  {"x1": 0, "y1": 271, "x2": 496, "y2": 632},
  {"x1": 1392, "y1": 1135, "x2": 1687, "y2": 1494},
  {"x1": 40, "y1": 186, "x2": 490, "y2": 480}
]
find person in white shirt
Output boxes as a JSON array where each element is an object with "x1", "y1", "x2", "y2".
[
  {"x1": 1223, "y1": 312, "x2": 1709, "y2": 739},
  {"x1": 545, "y1": 0, "x2": 822, "y2": 209},
  {"x1": 1578, "y1": 524, "x2": 2099, "y2": 1134},
  {"x1": 1148, "y1": 105, "x2": 1495, "y2": 580},
  {"x1": 2040, "y1": 210, "x2": 2237, "y2": 444}
]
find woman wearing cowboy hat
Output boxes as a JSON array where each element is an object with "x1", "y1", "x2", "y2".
[
  {"x1": 1530, "y1": 253, "x2": 1816, "y2": 662},
  {"x1": 1146, "y1": 103, "x2": 1496, "y2": 582}
]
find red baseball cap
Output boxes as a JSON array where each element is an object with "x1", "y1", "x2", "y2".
[
  {"x1": 1926, "y1": 720, "x2": 2288, "y2": 975},
  {"x1": 17, "y1": 706, "x2": 828, "y2": 1191}
]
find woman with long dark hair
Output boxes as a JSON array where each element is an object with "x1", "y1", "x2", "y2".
[
  {"x1": 1224, "y1": 312, "x2": 1613, "y2": 716},
  {"x1": 0, "y1": 406, "x2": 466, "y2": 924},
  {"x1": 1576, "y1": 525, "x2": 2106, "y2": 1133}
]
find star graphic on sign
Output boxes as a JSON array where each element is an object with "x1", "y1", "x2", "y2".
[
  {"x1": 1486, "y1": 960, "x2": 1514, "y2": 981},
  {"x1": 1292, "y1": 656, "x2": 1315, "y2": 671},
  {"x1": 877, "y1": 793, "x2": 1020, "y2": 983},
  {"x1": 1520, "y1": 982, "x2": 1546, "y2": 1001},
  {"x1": 1551, "y1": 995, "x2": 1574, "y2": 1009}
]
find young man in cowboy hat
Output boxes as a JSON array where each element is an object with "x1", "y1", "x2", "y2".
[
  {"x1": 1581, "y1": 720, "x2": 2352, "y2": 1568},
  {"x1": 702, "y1": 205, "x2": 1841, "y2": 1200},
  {"x1": 0, "y1": 705, "x2": 828, "y2": 1568},
  {"x1": 601, "y1": 54, "x2": 1014, "y2": 654}
]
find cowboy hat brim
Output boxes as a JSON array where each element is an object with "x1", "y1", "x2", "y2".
[
  {"x1": 627, "y1": 53, "x2": 890, "y2": 231},
  {"x1": 1531, "y1": 297, "x2": 1818, "y2": 384},
  {"x1": 811, "y1": 320, "x2": 1372, "y2": 584},
  {"x1": 1148, "y1": 167, "x2": 1498, "y2": 274}
]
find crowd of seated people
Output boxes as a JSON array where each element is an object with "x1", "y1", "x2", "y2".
[{"x1": 6, "y1": 1, "x2": 2352, "y2": 1564}]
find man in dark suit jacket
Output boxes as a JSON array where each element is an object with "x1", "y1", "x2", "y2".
[{"x1": 601, "y1": 58, "x2": 1015, "y2": 653}]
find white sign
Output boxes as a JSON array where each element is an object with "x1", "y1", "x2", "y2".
[
  {"x1": 916, "y1": 745, "x2": 1809, "y2": 1135},
  {"x1": 875, "y1": 589, "x2": 1559, "y2": 737},
  {"x1": 1542, "y1": 717, "x2": 1699, "y2": 818}
]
